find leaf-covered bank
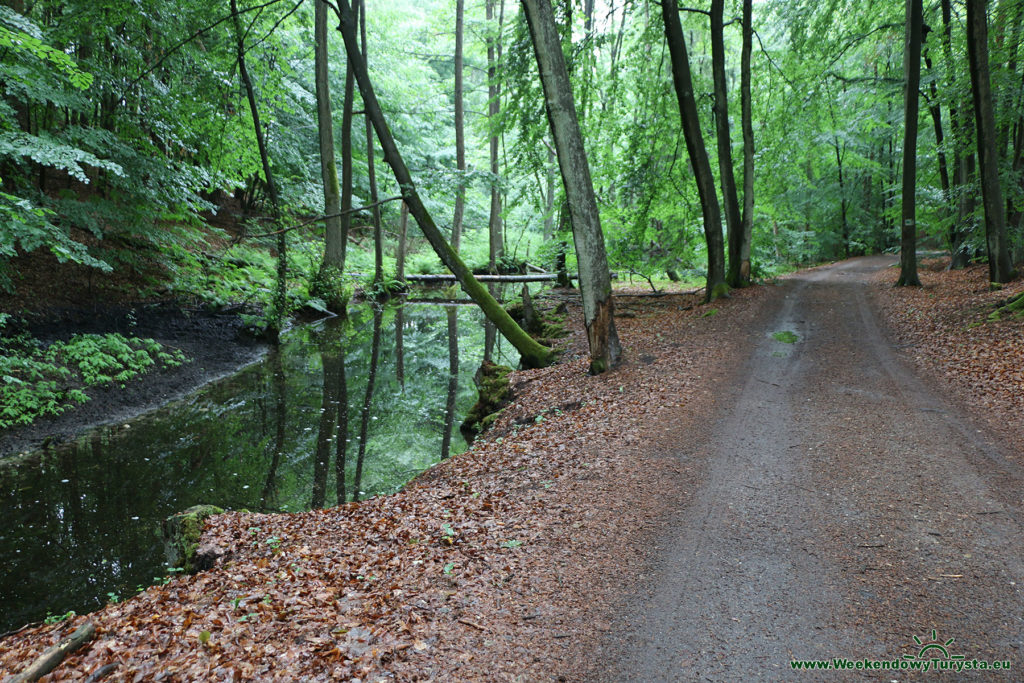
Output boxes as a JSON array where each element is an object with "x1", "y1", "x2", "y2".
[
  {"x1": 0, "y1": 283, "x2": 774, "y2": 681},
  {"x1": 871, "y1": 258, "x2": 1024, "y2": 457}
]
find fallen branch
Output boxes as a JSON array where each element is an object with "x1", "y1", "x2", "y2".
[
  {"x1": 83, "y1": 663, "x2": 119, "y2": 683},
  {"x1": 8, "y1": 622, "x2": 96, "y2": 683}
]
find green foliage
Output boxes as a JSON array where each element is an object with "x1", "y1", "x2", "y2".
[
  {"x1": 0, "y1": 329, "x2": 188, "y2": 430},
  {"x1": 772, "y1": 330, "x2": 799, "y2": 344}
]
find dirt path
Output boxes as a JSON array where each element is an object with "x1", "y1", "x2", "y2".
[{"x1": 599, "y1": 256, "x2": 1024, "y2": 681}]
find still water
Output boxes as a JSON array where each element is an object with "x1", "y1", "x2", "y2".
[{"x1": 0, "y1": 302, "x2": 512, "y2": 631}]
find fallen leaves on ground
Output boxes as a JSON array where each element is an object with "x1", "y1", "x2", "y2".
[
  {"x1": 871, "y1": 259, "x2": 1024, "y2": 456},
  {"x1": 0, "y1": 284, "x2": 773, "y2": 682}
]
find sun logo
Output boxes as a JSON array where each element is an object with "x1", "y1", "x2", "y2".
[{"x1": 904, "y1": 629, "x2": 966, "y2": 661}]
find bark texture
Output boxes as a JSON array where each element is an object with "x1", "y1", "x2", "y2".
[
  {"x1": 967, "y1": 0, "x2": 1017, "y2": 284},
  {"x1": 739, "y1": 0, "x2": 754, "y2": 285},
  {"x1": 711, "y1": 0, "x2": 742, "y2": 288},
  {"x1": 452, "y1": 0, "x2": 466, "y2": 253},
  {"x1": 660, "y1": 0, "x2": 727, "y2": 300},
  {"x1": 521, "y1": 0, "x2": 621, "y2": 374},
  {"x1": 486, "y1": 0, "x2": 504, "y2": 271},
  {"x1": 314, "y1": 0, "x2": 343, "y2": 278},
  {"x1": 897, "y1": 0, "x2": 923, "y2": 287}
]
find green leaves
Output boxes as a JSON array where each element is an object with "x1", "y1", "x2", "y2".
[
  {"x1": 0, "y1": 9, "x2": 93, "y2": 90},
  {"x1": 0, "y1": 132, "x2": 123, "y2": 183},
  {"x1": 0, "y1": 332, "x2": 189, "y2": 430}
]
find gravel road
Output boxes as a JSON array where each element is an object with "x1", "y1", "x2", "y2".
[{"x1": 599, "y1": 256, "x2": 1024, "y2": 681}]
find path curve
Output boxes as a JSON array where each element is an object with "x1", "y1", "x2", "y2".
[{"x1": 600, "y1": 256, "x2": 1024, "y2": 681}]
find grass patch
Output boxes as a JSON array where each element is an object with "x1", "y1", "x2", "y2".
[{"x1": 771, "y1": 330, "x2": 799, "y2": 344}]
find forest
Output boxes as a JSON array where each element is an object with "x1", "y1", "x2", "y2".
[{"x1": 2, "y1": 0, "x2": 1024, "y2": 679}]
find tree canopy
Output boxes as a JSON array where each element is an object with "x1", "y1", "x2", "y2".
[{"x1": 2, "y1": 0, "x2": 1021, "y2": 325}]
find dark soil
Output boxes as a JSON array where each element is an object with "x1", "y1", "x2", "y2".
[{"x1": 0, "y1": 302, "x2": 268, "y2": 458}]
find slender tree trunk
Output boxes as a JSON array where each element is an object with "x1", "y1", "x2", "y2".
[
  {"x1": 314, "y1": 0, "x2": 344, "y2": 304},
  {"x1": 942, "y1": 0, "x2": 972, "y2": 268},
  {"x1": 712, "y1": 0, "x2": 742, "y2": 287},
  {"x1": 334, "y1": 342, "x2": 348, "y2": 504},
  {"x1": 544, "y1": 145, "x2": 555, "y2": 241},
  {"x1": 231, "y1": 0, "x2": 287, "y2": 333},
  {"x1": 739, "y1": 0, "x2": 754, "y2": 285},
  {"x1": 660, "y1": 0, "x2": 727, "y2": 300},
  {"x1": 967, "y1": 0, "x2": 1017, "y2": 284},
  {"x1": 360, "y1": 3, "x2": 384, "y2": 287},
  {"x1": 334, "y1": 0, "x2": 553, "y2": 368},
  {"x1": 522, "y1": 0, "x2": 621, "y2": 373},
  {"x1": 486, "y1": 0, "x2": 504, "y2": 272},
  {"x1": 897, "y1": 0, "x2": 924, "y2": 286},
  {"x1": 353, "y1": 305, "x2": 382, "y2": 502},
  {"x1": 835, "y1": 138, "x2": 850, "y2": 258},
  {"x1": 451, "y1": 0, "x2": 466, "y2": 253},
  {"x1": 395, "y1": 306, "x2": 405, "y2": 388},
  {"x1": 396, "y1": 200, "x2": 408, "y2": 283},
  {"x1": 339, "y1": 1, "x2": 358, "y2": 277},
  {"x1": 924, "y1": 44, "x2": 954, "y2": 258},
  {"x1": 311, "y1": 338, "x2": 340, "y2": 509},
  {"x1": 441, "y1": 307, "x2": 458, "y2": 460}
]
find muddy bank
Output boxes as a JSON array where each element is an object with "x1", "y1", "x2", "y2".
[{"x1": 0, "y1": 303, "x2": 268, "y2": 458}]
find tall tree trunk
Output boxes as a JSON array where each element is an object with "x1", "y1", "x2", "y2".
[
  {"x1": 924, "y1": 43, "x2": 954, "y2": 258},
  {"x1": 353, "y1": 306, "x2": 382, "y2": 502},
  {"x1": 452, "y1": 0, "x2": 466, "y2": 253},
  {"x1": 334, "y1": 342, "x2": 349, "y2": 504},
  {"x1": 486, "y1": 0, "x2": 504, "y2": 272},
  {"x1": 339, "y1": 1, "x2": 358, "y2": 279},
  {"x1": 897, "y1": 0, "x2": 924, "y2": 287},
  {"x1": 544, "y1": 145, "x2": 556, "y2": 241},
  {"x1": 311, "y1": 338, "x2": 340, "y2": 509},
  {"x1": 521, "y1": 0, "x2": 621, "y2": 374},
  {"x1": 395, "y1": 305, "x2": 405, "y2": 388},
  {"x1": 660, "y1": 0, "x2": 727, "y2": 300},
  {"x1": 441, "y1": 307, "x2": 458, "y2": 460},
  {"x1": 739, "y1": 0, "x2": 754, "y2": 285},
  {"x1": 334, "y1": 0, "x2": 553, "y2": 368},
  {"x1": 967, "y1": 0, "x2": 1017, "y2": 284},
  {"x1": 942, "y1": 0, "x2": 972, "y2": 268},
  {"x1": 712, "y1": 0, "x2": 742, "y2": 288},
  {"x1": 360, "y1": 3, "x2": 384, "y2": 287},
  {"x1": 230, "y1": 0, "x2": 287, "y2": 334},
  {"x1": 396, "y1": 200, "x2": 408, "y2": 284},
  {"x1": 314, "y1": 0, "x2": 345, "y2": 308}
]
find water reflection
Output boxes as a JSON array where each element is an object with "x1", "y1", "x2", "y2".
[{"x1": 0, "y1": 302, "x2": 514, "y2": 631}]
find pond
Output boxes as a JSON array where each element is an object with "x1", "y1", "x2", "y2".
[{"x1": 0, "y1": 301, "x2": 515, "y2": 632}]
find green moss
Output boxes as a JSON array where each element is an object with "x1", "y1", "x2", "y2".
[
  {"x1": 162, "y1": 504, "x2": 224, "y2": 573},
  {"x1": 460, "y1": 362, "x2": 513, "y2": 436},
  {"x1": 772, "y1": 330, "x2": 799, "y2": 344},
  {"x1": 707, "y1": 281, "x2": 731, "y2": 302},
  {"x1": 988, "y1": 291, "x2": 1024, "y2": 321}
]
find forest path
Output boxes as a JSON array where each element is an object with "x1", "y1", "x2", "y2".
[{"x1": 598, "y1": 256, "x2": 1024, "y2": 681}]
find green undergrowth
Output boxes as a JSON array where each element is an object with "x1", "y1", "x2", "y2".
[
  {"x1": 0, "y1": 324, "x2": 189, "y2": 429},
  {"x1": 772, "y1": 330, "x2": 799, "y2": 344}
]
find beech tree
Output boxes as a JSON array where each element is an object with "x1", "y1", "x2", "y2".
[
  {"x1": 739, "y1": 0, "x2": 754, "y2": 286},
  {"x1": 897, "y1": 0, "x2": 923, "y2": 287},
  {"x1": 660, "y1": 0, "x2": 728, "y2": 301},
  {"x1": 313, "y1": 0, "x2": 345, "y2": 309},
  {"x1": 967, "y1": 0, "x2": 1017, "y2": 285},
  {"x1": 452, "y1": 0, "x2": 466, "y2": 253},
  {"x1": 521, "y1": 0, "x2": 621, "y2": 373},
  {"x1": 711, "y1": 0, "x2": 742, "y2": 289}
]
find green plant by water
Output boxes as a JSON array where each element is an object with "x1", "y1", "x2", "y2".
[{"x1": 0, "y1": 326, "x2": 189, "y2": 429}]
